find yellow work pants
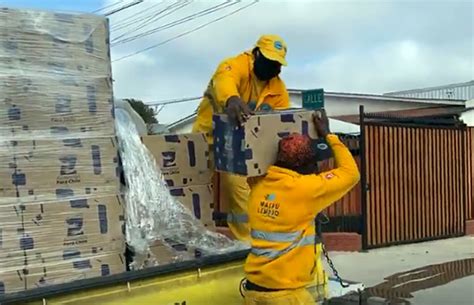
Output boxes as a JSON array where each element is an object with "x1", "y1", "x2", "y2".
[
  {"x1": 313, "y1": 243, "x2": 329, "y2": 287},
  {"x1": 219, "y1": 172, "x2": 251, "y2": 242},
  {"x1": 243, "y1": 288, "x2": 316, "y2": 305},
  {"x1": 208, "y1": 145, "x2": 251, "y2": 242},
  {"x1": 243, "y1": 243, "x2": 329, "y2": 305}
]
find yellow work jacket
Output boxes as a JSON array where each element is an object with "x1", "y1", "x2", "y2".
[
  {"x1": 192, "y1": 51, "x2": 290, "y2": 144},
  {"x1": 244, "y1": 134, "x2": 360, "y2": 290}
]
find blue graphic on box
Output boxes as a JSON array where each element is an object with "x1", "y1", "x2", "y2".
[{"x1": 213, "y1": 115, "x2": 251, "y2": 175}]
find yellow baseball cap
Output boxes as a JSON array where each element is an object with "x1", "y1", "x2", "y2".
[{"x1": 255, "y1": 34, "x2": 288, "y2": 66}]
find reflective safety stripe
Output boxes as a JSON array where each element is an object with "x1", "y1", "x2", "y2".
[
  {"x1": 251, "y1": 229, "x2": 302, "y2": 243},
  {"x1": 251, "y1": 235, "x2": 319, "y2": 259},
  {"x1": 227, "y1": 213, "x2": 248, "y2": 223}
]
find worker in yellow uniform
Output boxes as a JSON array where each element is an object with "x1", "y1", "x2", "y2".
[
  {"x1": 243, "y1": 111, "x2": 360, "y2": 304},
  {"x1": 192, "y1": 34, "x2": 290, "y2": 241}
]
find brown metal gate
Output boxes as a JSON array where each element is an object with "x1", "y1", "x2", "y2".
[
  {"x1": 360, "y1": 107, "x2": 467, "y2": 249},
  {"x1": 466, "y1": 128, "x2": 474, "y2": 220}
]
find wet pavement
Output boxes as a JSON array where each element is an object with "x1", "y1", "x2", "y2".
[
  {"x1": 324, "y1": 237, "x2": 474, "y2": 305},
  {"x1": 362, "y1": 258, "x2": 474, "y2": 304}
]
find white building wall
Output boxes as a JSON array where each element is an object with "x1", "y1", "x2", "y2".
[
  {"x1": 460, "y1": 99, "x2": 474, "y2": 126},
  {"x1": 289, "y1": 93, "x2": 433, "y2": 116}
]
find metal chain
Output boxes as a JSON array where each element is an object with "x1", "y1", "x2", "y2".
[{"x1": 321, "y1": 242, "x2": 350, "y2": 288}]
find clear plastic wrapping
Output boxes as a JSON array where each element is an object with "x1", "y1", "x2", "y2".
[
  {"x1": 0, "y1": 8, "x2": 125, "y2": 296},
  {"x1": 115, "y1": 108, "x2": 248, "y2": 270},
  {"x1": 0, "y1": 7, "x2": 114, "y2": 140}
]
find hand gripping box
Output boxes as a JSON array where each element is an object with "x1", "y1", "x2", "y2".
[
  {"x1": 213, "y1": 109, "x2": 318, "y2": 176},
  {"x1": 142, "y1": 133, "x2": 212, "y2": 187}
]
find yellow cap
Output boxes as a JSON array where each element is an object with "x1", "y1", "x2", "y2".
[{"x1": 255, "y1": 34, "x2": 288, "y2": 66}]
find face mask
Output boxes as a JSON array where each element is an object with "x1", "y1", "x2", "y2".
[{"x1": 253, "y1": 52, "x2": 281, "y2": 81}]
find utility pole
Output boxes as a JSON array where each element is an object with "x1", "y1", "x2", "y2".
[{"x1": 104, "y1": 0, "x2": 144, "y2": 16}]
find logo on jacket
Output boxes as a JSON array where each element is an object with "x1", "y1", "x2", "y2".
[
  {"x1": 265, "y1": 193, "x2": 276, "y2": 201},
  {"x1": 325, "y1": 172, "x2": 335, "y2": 180},
  {"x1": 259, "y1": 193, "x2": 279, "y2": 219}
]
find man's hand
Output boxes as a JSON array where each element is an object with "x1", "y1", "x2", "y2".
[
  {"x1": 313, "y1": 109, "x2": 330, "y2": 138},
  {"x1": 225, "y1": 96, "x2": 254, "y2": 127}
]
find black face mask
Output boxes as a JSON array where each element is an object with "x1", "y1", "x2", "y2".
[{"x1": 253, "y1": 52, "x2": 281, "y2": 81}]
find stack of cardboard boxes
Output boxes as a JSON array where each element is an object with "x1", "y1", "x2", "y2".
[
  {"x1": 0, "y1": 8, "x2": 125, "y2": 295},
  {"x1": 141, "y1": 133, "x2": 214, "y2": 264}
]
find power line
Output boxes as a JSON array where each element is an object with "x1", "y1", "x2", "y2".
[
  {"x1": 104, "y1": 0, "x2": 145, "y2": 16},
  {"x1": 112, "y1": 0, "x2": 258, "y2": 62},
  {"x1": 92, "y1": 0, "x2": 124, "y2": 13},
  {"x1": 112, "y1": 0, "x2": 193, "y2": 43},
  {"x1": 111, "y1": 0, "x2": 184, "y2": 33},
  {"x1": 112, "y1": 1, "x2": 230, "y2": 44},
  {"x1": 146, "y1": 96, "x2": 202, "y2": 106},
  {"x1": 111, "y1": 1, "x2": 167, "y2": 31},
  {"x1": 112, "y1": 1, "x2": 239, "y2": 46}
]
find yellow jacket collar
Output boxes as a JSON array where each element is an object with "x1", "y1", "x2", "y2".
[{"x1": 266, "y1": 165, "x2": 301, "y2": 179}]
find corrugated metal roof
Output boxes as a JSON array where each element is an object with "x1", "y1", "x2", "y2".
[{"x1": 384, "y1": 80, "x2": 474, "y2": 100}]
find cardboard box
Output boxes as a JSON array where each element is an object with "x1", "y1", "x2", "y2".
[
  {"x1": 26, "y1": 253, "x2": 125, "y2": 291},
  {"x1": 0, "y1": 240, "x2": 125, "y2": 273},
  {"x1": 0, "y1": 7, "x2": 111, "y2": 71},
  {"x1": 142, "y1": 134, "x2": 211, "y2": 187},
  {"x1": 0, "y1": 195, "x2": 125, "y2": 257},
  {"x1": 168, "y1": 184, "x2": 215, "y2": 229},
  {"x1": 135, "y1": 239, "x2": 203, "y2": 268},
  {"x1": 0, "y1": 269, "x2": 27, "y2": 296},
  {"x1": 0, "y1": 137, "x2": 121, "y2": 202},
  {"x1": 0, "y1": 56, "x2": 111, "y2": 80},
  {"x1": 0, "y1": 76, "x2": 115, "y2": 139},
  {"x1": 213, "y1": 109, "x2": 318, "y2": 176},
  {"x1": 0, "y1": 253, "x2": 125, "y2": 296}
]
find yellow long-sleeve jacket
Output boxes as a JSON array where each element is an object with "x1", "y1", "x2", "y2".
[
  {"x1": 192, "y1": 51, "x2": 290, "y2": 144},
  {"x1": 244, "y1": 134, "x2": 360, "y2": 290}
]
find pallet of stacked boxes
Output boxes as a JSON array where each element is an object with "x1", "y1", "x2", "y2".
[{"x1": 0, "y1": 8, "x2": 125, "y2": 296}]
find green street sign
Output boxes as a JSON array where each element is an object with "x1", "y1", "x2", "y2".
[{"x1": 302, "y1": 88, "x2": 325, "y2": 110}]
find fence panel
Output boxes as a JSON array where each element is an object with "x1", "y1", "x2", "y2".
[
  {"x1": 363, "y1": 124, "x2": 465, "y2": 249},
  {"x1": 467, "y1": 128, "x2": 474, "y2": 220}
]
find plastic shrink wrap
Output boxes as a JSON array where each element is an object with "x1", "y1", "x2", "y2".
[
  {"x1": 115, "y1": 108, "x2": 248, "y2": 270},
  {"x1": 0, "y1": 8, "x2": 125, "y2": 296}
]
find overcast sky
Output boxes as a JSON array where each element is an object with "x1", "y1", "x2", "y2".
[{"x1": 1, "y1": 0, "x2": 473, "y2": 124}]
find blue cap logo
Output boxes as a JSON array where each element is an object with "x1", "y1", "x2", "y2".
[{"x1": 274, "y1": 41, "x2": 283, "y2": 50}]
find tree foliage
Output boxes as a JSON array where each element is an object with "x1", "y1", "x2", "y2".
[{"x1": 125, "y1": 99, "x2": 158, "y2": 124}]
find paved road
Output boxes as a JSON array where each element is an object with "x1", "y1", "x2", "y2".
[{"x1": 325, "y1": 236, "x2": 474, "y2": 305}]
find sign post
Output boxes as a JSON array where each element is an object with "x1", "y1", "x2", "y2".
[{"x1": 302, "y1": 88, "x2": 325, "y2": 110}]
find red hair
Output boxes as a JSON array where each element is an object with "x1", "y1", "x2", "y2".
[{"x1": 276, "y1": 133, "x2": 314, "y2": 168}]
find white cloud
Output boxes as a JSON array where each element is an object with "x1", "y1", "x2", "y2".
[{"x1": 105, "y1": 0, "x2": 474, "y2": 124}]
